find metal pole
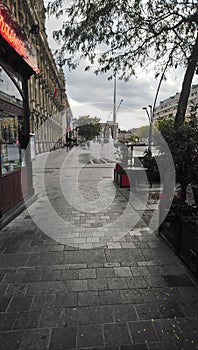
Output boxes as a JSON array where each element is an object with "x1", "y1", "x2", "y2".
[
  {"x1": 142, "y1": 106, "x2": 152, "y2": 153},
  {"x1": 113, "y1": 74, "x2": 117, "y2": 139},
  {"x1": 23, "y1": 77, "x2": 34, "y2": 195},
  {"x1": 130, "y1": 145, "x2": 133, "y2": 167},
  {"x1": 117, "y1": 99, "x2": 124, "y2": 115},
  {"x1": 148, "y1": 105, "x2": 153, "y2": 153}
]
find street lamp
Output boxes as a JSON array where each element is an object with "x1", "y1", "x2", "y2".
[
  {"x1": 113, "y1": 98, "x2": 124, "y2": 140},
  {"x1": 117, "y1": 99, "x2": 124, "y2": 114},
  {"x1": 142, "y1": 104, "x2": 153, "y2": 153},
  {"x1": 112, "y1": 74, "x2": 124, "y2": 140}
]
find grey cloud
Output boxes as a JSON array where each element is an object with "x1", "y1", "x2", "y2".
[{"x1": 65, "y1": 64, "x2": 156, "y2": 113}]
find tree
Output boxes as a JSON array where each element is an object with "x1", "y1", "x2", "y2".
[
  {"x1": 136, "y1": 125, "x2": 150, "y2": 140},
  {"x1": 76, "y1": 115, "x2": 101, "y2": 140},
  {"x1": 128, "y1": 135, "x2": 139, "y2": 142},
  {"x1": 47, "y1": 0, "x2": 198, "y2": 128},
  {"x1": 155, "y1": 105, "x2": 198, "y2": 201}
]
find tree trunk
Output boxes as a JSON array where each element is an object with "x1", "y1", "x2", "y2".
[
  {"x1": 180, "y1": 181, "x2": 187, "y2": 202},
  {"x1": 174, "y1": 33, "x2": 198, "y2": 130}
]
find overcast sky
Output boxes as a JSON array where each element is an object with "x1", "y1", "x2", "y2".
[{"x1": 44, "y1": 6, "x2": 198, "y2": 130}]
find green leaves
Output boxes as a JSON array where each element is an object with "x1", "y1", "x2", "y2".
[
  {"x1": 47, "y1": 0, "x2": 198, "y2": 81},
  {"x1": 46, "y1": 0, "x2": 198, "y2": 125},
  {"x1": 76, "y1": 115, "x2": 101, "y2": 140},
  {"x1": 156, "y1": 107, "x2": 198, "y2": 197}
]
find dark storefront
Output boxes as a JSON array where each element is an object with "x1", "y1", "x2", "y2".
[{"x1": 0, "y1": 1, "x2": 39, "y2": 226}]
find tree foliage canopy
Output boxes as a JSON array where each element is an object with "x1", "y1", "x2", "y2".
[
  {"x1": 47, "y1": 0, "x2": 198, "y2": 127},
  {"x1": 155, "y1": 103, "x2": 198, "y2": 198},
  {"x1": 76, "y1": 115, "x2": 101, "y2": 140},
  {"x1": 48, "y1": 0, "x2": 198, "y2": 79},
  {"x1": 136, "y1": 125, "x2": 150, "y2": 140}
]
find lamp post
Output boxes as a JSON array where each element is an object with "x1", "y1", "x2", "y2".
[
  {"x1": 142, "y1": 104, "x2": 153, "y2": 153},
  {"x1": 114, "y1": 98, "x2": 124, "y2": 139},
  {"x1": 117, "y1": 99, "x2": 124, "y2": 114},
  {"x1": 112, "y1": 74, "x2": 124, "y2": 140}
]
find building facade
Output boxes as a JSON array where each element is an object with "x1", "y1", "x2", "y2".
[
  {"x1": 0, "y1": 0, "x2": 71, "y2": 225},
  {"x1": 155, "y1": 84, "x2": 198, "y2": 120},
  {"x1": 100, "y1": 121, "x2": 118, "y2": 139}
]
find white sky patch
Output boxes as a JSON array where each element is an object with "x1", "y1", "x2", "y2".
[{"x1": 69, "y1": 98, "x2": 82, "y2": 108}]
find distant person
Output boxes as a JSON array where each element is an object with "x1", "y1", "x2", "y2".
[{"x1": 65, "y1": 141, "x2": 70, "y2": 152}]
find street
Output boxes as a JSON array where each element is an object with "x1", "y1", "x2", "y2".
[{"x1": 0, "y1": 144, "x2": 198, "y2": 350}]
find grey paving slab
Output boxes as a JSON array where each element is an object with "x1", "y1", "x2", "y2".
[
  {"x1": 5, "y1": 283, "x2": 30, "y2": 297},
  {"x1": 99, "y1": 290, "x2": 122, "y2": 305},
  {"x1": 19, "y1": 329, "x2": 51, "y2": 350},
  {"x1": 120, "y1": 345, "x2": 148, "y2": 350},
  {"x1": 152, "y1": 318, "x2": 184, "y2": 344},
  {"x1": 26, "y1": 282, "x2": 49, "y2": 295},
  {"x1": 135, "y1": 303, "x2": 162, "y2": 321},
  {"x1": 77, "y1": 325, "x2": 104, "y2": 348},
  {"x1": 39, "y1": 308, "x2": 63, "y2": 328},
  {"x1": 7, "y1": 296, "x2": 33, "y2": 312},
  {"x1": 62, "y1": 305, "x2": 114, "y2": 326},
  {"x1": 78, "y1": 291, "x2": 100, "y2": 306},
  {"x1": 67, "y1": 279, "x2": 88, "y2": 292},
  {"x1": 96, "y1": 268, "x2": 115, "y2": 279},
  {"x1": 178, "y1": 301, "x2": 198, "y2": 317},
  {"x1": 148, "y1": 341, "x2": 177, "y2": 350},
  {"x1": 26, "y1": 252, "x2": 65, "y2": 267},
  {"x1": 0, "y1": 254, "x2": 28, "y2": 268},
  {"x1": 0, "y1": 312, "x2": 17, "y2": 331},
  {"x1": 79, "y1": 268, "x2": 96, "y2": 279},
  {"x1": 0, "y1": 331, "x2": 24, "y2": 350},
  {"x1": 105, "y1": 249, "x2": 145, "y2": 263},
  {"x1": 13, "y1": 311, "x2": 41, "y2": 330},
  {"x1": 126, "y1": 276, "x2": 148, "y2": 289},
  {"x1": 46, "y1": 281, "x2": 68, "y2": 293},
  {"x1": 0, "y1": 296, "x2": 11, "y2": 312},
  {"x1": 113, "y1": 304, "x2": 138, "y2": 322},
  {"x1": 62, "y1": 269, "x2": 79, "y2": 280},
  {"x1": 88, "y1": 278, "x2": 108, "y2": 291},
  {"x1": 107, "y1": 277, "x2": 128, "y2": 290},
  {"x1": 103, "y1": 323, "x2": 132, "y2": 346},
  {"x1": 55, "y1": 292, "x2": 78, "y2": 308},
  {"x1": 64, "y1": 250, "x2": 106, "y2": 264},
  {"x1": 31, "y1": 294, "x2": 56, "y2": 311},
  {"x1": 128, "y1": 320, "x2": 159, "y2": 343},
  {"x1": 49, "y1": 327, "x2": 76, "y2": 350},
  {"x1": 5, "y1": 272, "x2": 24, "y2": 283},
  {"x1": 120, "y1": 289, "x2": 143, "y2": 304},
  {"x1": 114, "y1": 267, "x2": 132, "y2": 277}
]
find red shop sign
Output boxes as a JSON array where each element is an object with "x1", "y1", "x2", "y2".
[{"x1": 0, "y1": 1, "x2": 40, "y2": 74}]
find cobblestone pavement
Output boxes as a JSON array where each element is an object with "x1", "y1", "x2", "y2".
[{"x1": 0, "y1": 147, "x2": 198, "y2": 350}]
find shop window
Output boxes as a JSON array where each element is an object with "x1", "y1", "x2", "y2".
[
  {"x1": 0, "y1": 114, "x2": 26, "y2": 175},
  {"x1": 0, "y1": 66, "x2": 22, "y2": 101},
  {"x1": 0, "y1": 115, "x2": 19, "y2": 143},
  {"x1": 0, "y1": 65, "x2": 25, "y2": 175},
  {"x1": 1, "y1": 143, "x2": 20, "y2": 174}
]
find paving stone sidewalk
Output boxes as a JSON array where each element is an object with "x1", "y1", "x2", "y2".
[{"x1": 0, "y1": 147, "x2": 198, "y2": 350}]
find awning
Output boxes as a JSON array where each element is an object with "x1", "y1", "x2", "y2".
[{"x1": 0, "y1": 1, "x2": 40, "y2": 77}]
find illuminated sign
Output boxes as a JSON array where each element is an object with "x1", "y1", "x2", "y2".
[{"x1": 0, "y1": 2, "x2": 40, "y2": 74}]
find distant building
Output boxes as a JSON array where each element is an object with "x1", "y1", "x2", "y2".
[
  {"x1": 155, "y1": 84, "x2": 198, "y2": 120},
  {"x1": 118, "y1": 129, "x2": 134, "y2": 142},
  {"x1": 100, "y1": 121, "x2": 118, "y2": 139}
]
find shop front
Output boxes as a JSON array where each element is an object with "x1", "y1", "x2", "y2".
[{"x1": 0, "y1": 1, "x2": 40, "y2": 226}]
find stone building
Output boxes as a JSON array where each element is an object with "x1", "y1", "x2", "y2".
[
  {"x1": 155, "y1": 84, "x2": 198, "y2": 120},
  {"x1": 11, "y1": 0, "x2": 71, "y2": 153},
  {"x1": 0, "y1": 0, "x2": 71, "y2": 225}
]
